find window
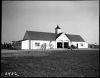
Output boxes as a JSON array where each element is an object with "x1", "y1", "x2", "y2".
[
  {"x1": 35, "y1": 42, "x2": 40, "y2": 46},
  {"x1": 35, "y1": 43, "x2": 38, "y2": 46},
  {"x1": 38, "y1": 43, "x2": 40, "y2": 46},
  {"x1": 81, "y1": 43, "x2": 83, "y2": 46}
]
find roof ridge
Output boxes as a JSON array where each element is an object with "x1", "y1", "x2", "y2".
[
  {"x1": 25, "y1": 30, "x2": 57, "y2": 40},
  {"x1": 26, "y1": 30, "x2": 56, "y2": 34},
  {"x1": 66, "y1": 33, "x2": 81, "y2": 36}
]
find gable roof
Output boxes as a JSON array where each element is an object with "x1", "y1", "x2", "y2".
[
  {"x1": 23, "y1": 31, "x2": 85, "y2": 42},
  {"x1": 56, "y1": 33, "x2": 62, "y2": 39},
  {"x1": 65, "y1": 34, "x2": 85, "y2": 42},
  {"x1": 23, "y1": 31, "x2": 57, "y2": 40}
]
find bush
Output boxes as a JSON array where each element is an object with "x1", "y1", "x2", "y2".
[
  {"x1": 68, "y1": 45, "x2": 77, "y2": 49},
  {"x1": 1, "y1": 42, "x2": 16, "y2": 50}
]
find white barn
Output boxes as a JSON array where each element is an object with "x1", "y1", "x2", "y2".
[{"x1": 13, "y1": 25, "x2": 88, "y2": 49}]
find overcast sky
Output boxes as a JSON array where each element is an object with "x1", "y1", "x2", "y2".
[{"x1": 2, "y1": 1, "x2": 99, "y2": 44}]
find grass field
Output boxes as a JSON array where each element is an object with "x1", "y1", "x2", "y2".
[{"x1": 1, "y1": 50, "x2": 99, "y2": 77}]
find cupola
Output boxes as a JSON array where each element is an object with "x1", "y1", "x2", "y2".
[{"x1": 55, "y1": 25, "x2": 62, "y2": 34}]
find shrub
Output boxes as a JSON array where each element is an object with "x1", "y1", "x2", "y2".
[{"x1": 68, "y1": 45, "x2": 77, "y2": 49}]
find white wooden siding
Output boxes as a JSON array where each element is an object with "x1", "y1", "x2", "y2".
[
  {"x1": 56, "y1": 33, "x2": 70, "y2": 47},
  {"x1": 56, "y1": 29, "x2": 62, "y2": 34},
  {"x1": 22, "y1": 40, "x2": 29, "y2": 49},
  {"x1": 31, "y1": 40, "x2": 56, "y2": 49},
  {"x1": 71, "y1": 42, "x2": 88, "y2": 48},
  {"x1": 72, "y1": 42, "x2": 85, "y2": 48},
  {"x1": 84, "y1": 42, "x2": 88, "y2": 48},
  {"x1": 56, "y1": 33, "x2": 70, "y2": 41}
]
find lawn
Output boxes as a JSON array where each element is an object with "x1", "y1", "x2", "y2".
[{"x1": 1, "y1": 50, "x2": 99, "y2": 77}]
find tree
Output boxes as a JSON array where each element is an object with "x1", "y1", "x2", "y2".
[
  {"x1": 3, "y1": 42, "x2": 6, "y2": 49},
  {"x1": 2, "y1": 42, "x2": 14, "y2": 49},
  {"x1": 1, "y1": 43, "x2": 3, "y2": 49}
]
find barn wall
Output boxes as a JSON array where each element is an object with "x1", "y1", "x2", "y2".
[
  {"x1": 50, "y1": 41, "x2": 56, "y2": 49},
  {"x1": 68, "y1": 41, "x2": 72, "y2": 46},
  {"x1": 56, "y1": 33, "x2": 70, "y2": 41},
  {"x1": 72, "y1": 42, "x2": 85, "y2": 48},
  {"x1": 56, "y1": 33, "x2": 71, "y2": 48},
  {"x1": 15, "y1": 41, "x2": 21, "y2": 50},
  {"x1": 31, "y1": 40, "x2": 56, "y2": 49},
  {"x1": 22, "y1": 40, "x2": 29, "y2": 49},
  {"x1": 84, "y1": 42, "x2": 88, "y2": 48}
]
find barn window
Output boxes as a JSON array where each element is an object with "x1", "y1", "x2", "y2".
[
  {"x1": 38, "y1": 43, "x2": 40, "y2": 46},
  {"x1": 35, "y1": 43, "x2": 40, "y2": 46},
  {"x1": 35, "y1": 43, "x2": 37, "y2": 46},
  {"x1": 81, "y1": 43, "x2": 83, "y2": 46}
]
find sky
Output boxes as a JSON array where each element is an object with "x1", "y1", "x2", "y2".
[{"x1": 2, "y1": 1, "x2": 99, "y2": 44}]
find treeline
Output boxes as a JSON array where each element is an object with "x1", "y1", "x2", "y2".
[{"x1": 1, "y1": 42, "x2": 16, "y2": 50}]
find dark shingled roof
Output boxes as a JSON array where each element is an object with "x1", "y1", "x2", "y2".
[
  {"x1": 26, "y1": 31, "x2": 57, "y2": 40},
  {"x1": 66, "y1": 34, "x2": 85, "y2": 42},
  {"x1": 23, "y1": 31, "x2": 85, "y2": 42},
  {"x1": 56, "y1": 33, "x2": 62, "y2": 39}
]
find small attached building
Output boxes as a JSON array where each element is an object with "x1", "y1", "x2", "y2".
[{"x1": 13, "y1": 25, "x2": 88, "y2": 49}]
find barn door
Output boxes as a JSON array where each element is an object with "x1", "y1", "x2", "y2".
[
  {"x1": 64, "y1": 42, "x2": 69, "y2": 48},
  {"x1": 57, "y1": 42, "x2": 62, "y2": 48},
  {"x1": 77, "y1": 43, "x2": 78, "y2": 48}
]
